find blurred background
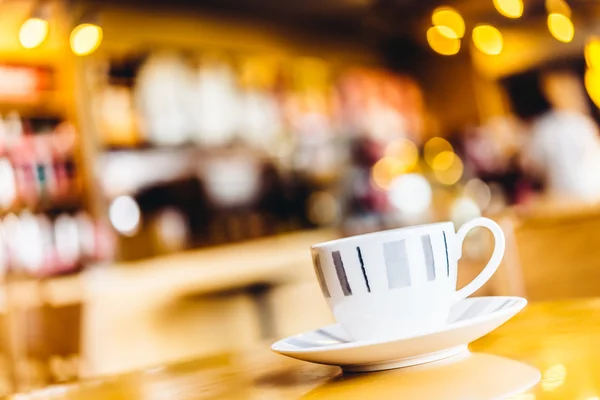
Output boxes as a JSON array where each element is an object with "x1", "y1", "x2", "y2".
[{"x1": 0, "y1": 0, "x2": 598, "y2": 393}]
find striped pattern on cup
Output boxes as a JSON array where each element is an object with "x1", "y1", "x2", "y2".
[{"x1": 312, "y1": 231, "x2": 451, "y2": 298}]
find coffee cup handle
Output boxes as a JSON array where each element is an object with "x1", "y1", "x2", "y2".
[{"x1": 453, "y1": 217, "x2": 506, "y2": 302}]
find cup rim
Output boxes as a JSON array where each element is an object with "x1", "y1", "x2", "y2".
[{"x1": 312, "y1": 221, "x2": 454, "y2": 249}]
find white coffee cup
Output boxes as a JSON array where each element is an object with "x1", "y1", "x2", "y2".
[{"x1": 310, "y1": 218, "x2": 505, "y2": 342}]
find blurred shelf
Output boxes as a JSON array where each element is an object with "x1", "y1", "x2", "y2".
[
  {"x1": 0, "y1": 92, "x2": 66, "y2": 118},
  {"x1": 102, "y1": 142, "x2": 279, "y2": 158},
  {"x1": 0, "y1": 195, "x2": 82, "y2": 216},
  {"x1": 0, "y1": 228, "x2": 338, "y2": 310},
  {"x1": 99, "y1": 144, "x2": 280, "y2": 196},
  {"x1": 103, "y1": 142, "x2": 195, "y2": 152},
  {"x1": 99, "y1": 146, "x2": 199, "y2": 196}
]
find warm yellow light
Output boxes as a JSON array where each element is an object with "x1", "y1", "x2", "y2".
[
  {"x1": 585, "y1": 38, "x2": 600, "y2": 70},
  {"x1": 432, "y1": 151, "x2": 455, "y2": 171},
  {"x1": 541, "y1": 364, "x2": 566, "y2": 391},
  {"x1": 424, "y1": 137, "x2": 453, "y2": 166},
  {"x1": 427, "y1": 26, "x2": 461, "y2": 56},
  {"x1": 432, "y1": 7, "x2": 465, "y2": 38},
  {"x1": 547, "y1": 13, "x2": 574, "y2": 43},
  {"x1": 70, "y1": 23, "x2": 103, "y2": 56},
  {"x1": 385, "y1": 138, "x2": 419, "y2": 173},
  {"x1": 19, "y1": 18, "x2": 48, "y2": 49},
  {"x1": 435, "y1": 26, "x2": 460, "y2": 40},
  {"x1": 372, "y1": 157, "x2": 397, "y2": 190},
  {"x1": 493, "y1": 0, "x2": 523, "y2": 18},
  {"x1": 433, "y1": 153, "x2": 463, "y2": 185},
  {"x1": 472, "y1": 25, "x2": 504, "y2": 55},
  {"x1": 585, "y1": 68, "x2": 600, "y2": 108},
  {"x1": 372, "y1": 153, "x2": 416, "y2": 191}
]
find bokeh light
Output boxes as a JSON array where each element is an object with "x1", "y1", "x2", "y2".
[
  {"x1": 427, "y1": 26, "x2": 461, "y2": 56},
  {"x1": 372, "y1": 157, "x2": 402, "y2": 190},
  {"x1": 585, "y1": 37, "x2": 600, "y2": 70},
  {"x1": 464, "y1": 178, "x2": 492, "y2": 210},
  {"x1": 424, "y1": 137, "x2": 453, "y2": 167},
  {"x1": 384, "y1": 138, "x2": 419, "y2": 173},
  {"x1": 472, "y1": 25, "x2": 504, "y2": 55},
  {"x1": 433, "y1": 153, "x2": 464, "y2": 185},
  {"x1": 70, "y1": 23, "x2": 103, "y2": 56},
  {"x1": 154, "y1": 208, "x2": 189, "y2": 252},
  {"x1": 109, "y1": 195, "x2": 141, "y2": 236},
  {"x1": 450, "y1": 197, "x2": 481, "y2": 226},
  {"x1": 493, "y1": 0, "x2": 523, "y2": 18},
  {"x1": 547, "y1": 13, "x2": 574, "y2": 43},
  {"x1": 431, "y1": 7, "x2": 465, "y2": 38},
  {"x1": 541, "y1": 364, "x2": 566, "y2": 391},
  {"x1": 306, "y1": 191, "x2": 339, "y2": 226},
  {"x1": 388, "y1": 174, "x2": 432, "y2": 215},
  {"x1": 585, "y1": 68, "x2": 600, "y2": 108},
  {"x1": 19, "y1": 17, "x2": 48, "y2": 49},
  {"x1": 431, "y1": 151, "x2": 455, "y2": 171}
]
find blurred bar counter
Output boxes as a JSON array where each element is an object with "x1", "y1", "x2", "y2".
[
  {"x1": 15, "y1": 228, "x2": 336, "y2": 307},
  {"x1": 7, "y1": 202, "x2": 600, "y2": 376},
  {"x1": 4, "y1": 228, "x2": 338, "y2": 378},
  {"x1": 84, "y1": 228, "x2": 339, "y2": 376},
  {"x1": 6, "y1": 203, "x2": 600, "y2": 385}
]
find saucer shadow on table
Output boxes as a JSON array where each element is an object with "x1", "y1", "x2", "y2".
[{"x1": 300, "y1": 352, "x2": 541, "y2": 400}]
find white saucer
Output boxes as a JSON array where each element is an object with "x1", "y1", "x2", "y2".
[{"x1": 271, "y1": 296, "x2": 526, "y2": 372}]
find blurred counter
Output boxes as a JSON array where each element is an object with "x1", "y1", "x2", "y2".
[
  {"x1": 7, "y1": 228, "x2": 337, "y2": 309},
  {"x1": 82, "y1": 228, "x2": 338, "y2": 376},
  {"x1": 20, "y1": 228, "x2": 333, "y2": 377},
  {"x1": 0, "y1": 229, "x2": 339, "y2": 378},
  {"x1": 85, "y1": 228, "x2": 337, "y2": 301},
  {"x1": 15, "y1": 202, "x2": 600, "y2": 379}
]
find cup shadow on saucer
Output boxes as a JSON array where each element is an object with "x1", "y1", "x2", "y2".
[{"x1": 300, "y1": 352, "x2": 541, "y2": 400}]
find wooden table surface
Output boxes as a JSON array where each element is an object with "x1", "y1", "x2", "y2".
[{"x1": 10, "y1": 298, "x2": 600, "y2": 399}]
